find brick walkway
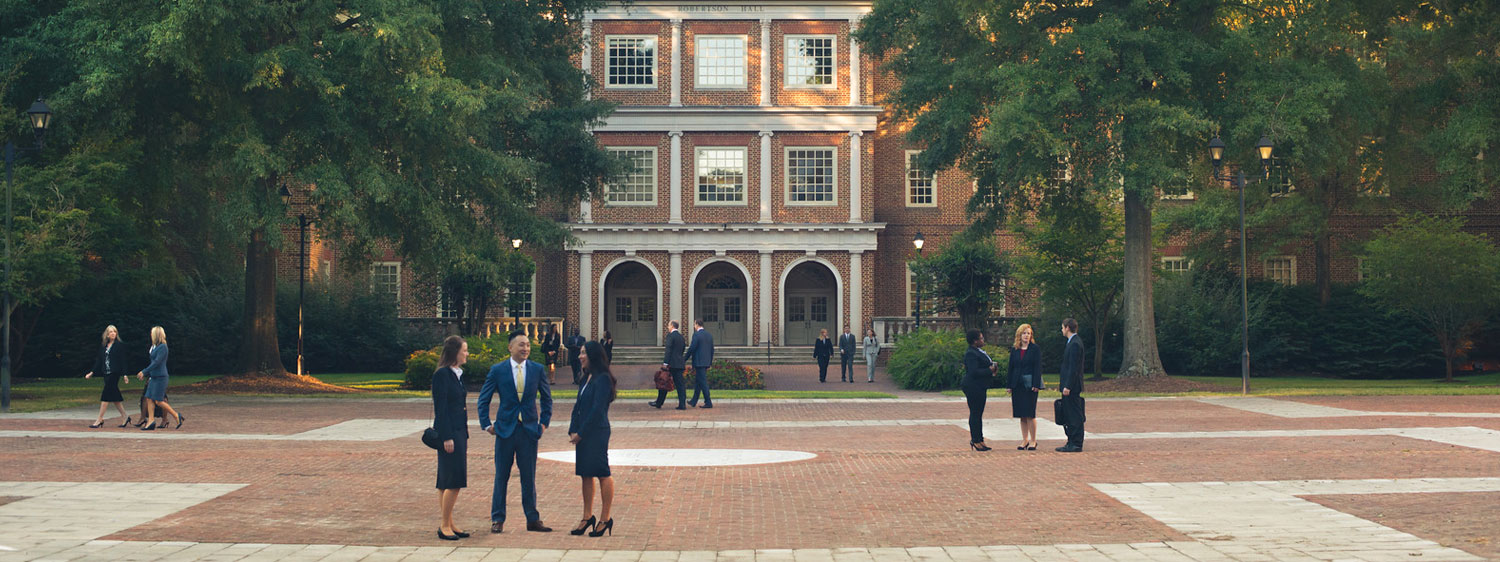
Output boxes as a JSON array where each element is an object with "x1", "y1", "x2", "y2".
[{"x1": 2, "y1": 395, "x2": 1498, "y2": 560}]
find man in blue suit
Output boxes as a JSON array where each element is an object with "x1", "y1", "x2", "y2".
[
  {"x1": 478, "y1": 332, "x2": 554, "y2": 533},
  {"x1": 686, "y1": 320, "x2": 715, "y2": 409}
]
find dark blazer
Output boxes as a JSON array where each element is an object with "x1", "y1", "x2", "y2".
[
  {"x1": 431, "y1": 367, "x2": 468, "y2": 442},
  {"x1": 565, "y1": 335, "x2": 586, "y2": 360},
  {"x1": 93, "y1": 343, "x2": 127, "y2": 376},
  {"x1": 1059, "y1": 335, "x2": 1085, "y2": 395},
  {"x1": 686, "y1": 328, "x2": 715, "y2": 368},
  {"x1": 477, "y1": 359, "x2": 553, "y2": 439},
  {"x1": 541, "y1": 333, "x2": 561, "y2": 359},
  {"x1": 602, "y1": 339, "x2": 614, "y2": 361},
  {"x1": 663, "y1": 330, "x2": 686, "y2": 368},
  {"x1": 1008, "y1": 345, "x2": 1043, "y2": 392},
  {"x1": 961, "y1": 346, "x2": 994, "y2": 387},
  {"x1": 568, "y1": 370, "x2": 613, "y2": 437},
  {"x1": 839, "y1": 333, "x2": 857, "y2": 356},
  {"x1": 142, "y1": 344, "x2": 169, "y2": 378},
  {"x1": 813, "y1": 337, "x2": 834, "y2": 359}
]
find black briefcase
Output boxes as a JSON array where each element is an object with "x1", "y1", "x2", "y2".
[{"x1": 1053, "y1": 399, "x2": 1065, "y2": 425}]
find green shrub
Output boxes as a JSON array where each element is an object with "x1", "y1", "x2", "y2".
[
  {"x1": 888, "y1": 328, "x2": 1008, "y2": 391},
  {"x1": 404, "y1": 349, "x2": 441, "y2": 390},
  {"x1": 703, "y1": 359, "x2": 765, "y2": 390},
  {"x1": 402, "y1": 332, "x2": 514, "y2": 390}
]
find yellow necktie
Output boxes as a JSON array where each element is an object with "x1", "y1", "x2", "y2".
[{"x1": 514, "y1": 361, "x2": 525, "y2": 421}]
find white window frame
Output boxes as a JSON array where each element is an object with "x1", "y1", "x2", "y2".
[
  {"x1": 783, "y1": 146, "x2": 838, "y2": 206},
  {"x1": 370, "y1": 262, "x2": 402, "y2": 311},
  {"x1": 605, "y1": 146, "x2": 658, "y2": 206},
  {"x1": 905, "y1": 150, "x2": 937, "y2": 207},
  {"x1": 1264, "y1": 256, "x2": 1297, "y2": 285},
  {"x1": 1161, "y1": 256, "x2": 1192, "y2": 273},
  {"x1": 1160, "y1": 185, "x2": 1195, "y2": 200},
  {"x1": 784, "y1": 34, "x2": 837, "y2": 90},
  {"x1": 1268, "y1": 157, "x2": 1295, "y2": 197},
  {"x1": 605, "y1": 35, "x2": 658, "y2": 89},
  {"x1": 436, "y1": 286, "x2": 461, "y2": 319},
  {"x1": 695, "y1": 146, "x2": 748, "y2": 206},
  {"x1": 1356, "y1": 257, "x2": 1368, "y2": 282},
  {"x1": 905, "y1": 266, "x2": 913, "y2": 317},
  {"x1": 1053, "y1": 154, "x2": 1073, "y2": 184},
  {"x1": 505, "y1": 272, "x2": 537, "y2": 318},
  {"x1": 694, "y1": 34, "x2": 748, "y2": 89}
]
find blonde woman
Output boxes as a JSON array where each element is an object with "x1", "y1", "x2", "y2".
[
  {"x1": 137, "y1": 326, "x2": 183, "y2": 431},
  {"x1": 1007, "y1": 324, "x2": 1044, "y2": 450},
  {"x1": 83, "y1": 325, "x2": 130, "y2": 428}
]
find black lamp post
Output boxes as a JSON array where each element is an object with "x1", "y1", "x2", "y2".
[
  {"x1": 510, "y1": 238, "x2": 523, "y2": 332},
  {"x1": 2, "y1": 98, "x2": 53, "y2": 412},
  {"x1": 912, "y1": 231, "x2": 925, "y2": 331},
  {"x1": 1208, "y1": 134, "x2": 1274, "y2": 396},
  {"x1": 279, "y1": 184, "x2": 309, "y2": 377}
]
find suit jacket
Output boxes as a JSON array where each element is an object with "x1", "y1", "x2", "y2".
[
  {"x1": 686, "y1": 329, "x2": 715, "y2": 368},
  {"x1": 839, "y1": 333, "x2": 857, "y2": 356},
  {"x1": 663, "y1": 331, "x2": 686, "y2": 369},
  {"x1": 568, "y1": 370, "x2": 613, "y2": 438},
  {"x1": 961, "y1": 346, "x2": 994, "y2": 387},
  {"x1": 1059, "y1": 335, "x2": 1085, "y2": 395},
  {"x1": 477, "y1": 359, "x2": 553, "y2": 440},
  {"x1": 1008, "y1": 345, "x2": 1043, "y2": 392},
  {"x1": 541, "y1": 334, "x2": 560, "y2": 356},
  {"x1": 142, "y1": 344, "x2": 169, "y2": 378},
  {"x1": 565, "y1": 335, "x2": 586, "y2": 359},
  {"x1": 431, "y1": 367, "x2": 468, "y2": 442},
  {"x1": 93, "y1": 343, "x2": 127, "y2": 376},
  {"x1": 813, "y1": 337, "x2": 833, "y2": 359},
  {"x1": 602, "y1": 340, "x2": 614, "y2": 361}
]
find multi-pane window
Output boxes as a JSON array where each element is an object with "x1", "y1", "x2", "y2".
[
  {"x1": 606, "y1": 147, "x2": 657, "y2": 205},
  {"x1": 371, "y1": 262, "x2": 401, "y2": 311},
  {"x1": 695, "y1": 35, "x2": 746, "y2": 88},
  {"x1": 437, "y1": 287, "x2": 460, "y2": 319},
  {"x1": 1268, "y1": 157, "x2": 1295, "y2": 197},
  {"x1": 1162, "y1": 257, "x2": 1192, "y2": 273},
  {"x1": 973, "y1": 180, "x2": 998, "y2": 209},
  {"x1": 785, "y1": 147, "x2": 836, "y2": 205},
  {"x1": 1265, "y1": 256, "x2": 1296, "y2": 285},
  {"x1": 785, "y1": 35, "x2": 835, "y2": 88},
  {"x1": 696, "y1": 147, "x2": 747, "y2": 204},
  {"x1": 1356, "y1": 257, "x2": 1368, "y2": 282},
  {"x1": 1161, "y1": 184, "x2": 1194, "y2": 199},
  {"x1": 507, "y1": 273, "x2": 534, "y2": 318},
  {"x1": 1052, "y1": 154, "x2": 1073, "y2": 184},
  {"x1": 606, "y1": 36, "x2": 656, "y2": 88},
  {"x1": 906, "y1": 150, "x2": 935, "y2": 207}
]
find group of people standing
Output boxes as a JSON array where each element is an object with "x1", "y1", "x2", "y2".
[
  {"x1": 430, "y1": 330, "x2": 618, "y2": 542},
  {"x1": 83, "y1": 324, "x2": 184, "y2": 431},
  {"x1": 961, "y1": 318, "x2": 1086, "y2": 453},
  {"x1": 813, "y1": 326, "x2": 881, "y2": 383}
]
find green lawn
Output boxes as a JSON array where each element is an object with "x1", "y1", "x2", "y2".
[
  {"x1": 3, "y1": 375, "x2": 220, "y2": 413},
  {"x1": 938, "y1": 372, "x2": 1500, "y2": 398}
]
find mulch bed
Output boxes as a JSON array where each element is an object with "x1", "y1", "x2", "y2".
[
  {"x1": 174, "y1": 373, "x2": 364, "y2": 394},
  {"x1": 1084, "y1": 375, "x2": 1234, "y2": 394}
]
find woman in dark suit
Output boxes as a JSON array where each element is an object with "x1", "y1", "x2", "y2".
[
  {"x1": 813, "y1": 329, "x2": 834, "y2": 383},
  {"x1": 84, "y1": 325, "x2": 131, "y2": 428},
  {"x1": 961, "y1": 329, "x2": 997, "y2": 451},
  {"x1": 1007, "y1": 324, "x2": 1043, "y2": 451},
  {"x1": 137, "y1": 326, "x2": 182, "y2": 431},
  {"x1": 432, "y1": 335, "x2": 470, "y2": 541},
  {"x1": 569, "y1": 340, "x2": 616, "y2": 537},
  {"x1": 541, "y1": 326, "x2": 562, "y2": 383},
  {"x1": 601, "y1": 331, "x2": 614, "y2": 362}
]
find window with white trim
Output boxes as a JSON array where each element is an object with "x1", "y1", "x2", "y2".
[
  {"x1": 437, "y1": 287, "x2": 461, "y2": 319},
  {"x1": 370, "y1": 262, "x2": 401, "y2": 311},
  {"x1": 696, "y1": 147, "x2": 747, "y2": 204},
  {"x1": 1161, "y1": 184, "x2": 1194, "y2": 200},
  {"x1": 785, "y1": 35, "x2": 835, "y2": 88},
  {"x1": 906, "y1": 150, "x2": 936, "y2": 207},
  {"x1": 506, "y1": 273, "x2": 535, "y2": 318},
  {"x1": 606, "y1": 35, "x2": 656, "y2": 88},
  {"x1": 785, "y1": 146, "x2": 836, "y2": 205},
  {"x1": 695, "y1": 35, "x2": 746, "y2": 88},
  {"x1": 972, "y1": 180, "x2": 998, "y2": 209},
  {"x1": 1162, "y1": 257, "x2": 1192, "y2": 273},
  {"x1": 1265, "y1": 256, "x2": 1296, "y2": 285},
  {"x1": 1052, "y1": 154, "x2": 1073, "y2": 184},
  {"x1": 1268, "y1": 157, "x2": 1294, "y2": 197},
  {"x1": 1356, "y1": 257, "x2": 1368, "y2": 282},
  {"x1": 605, "y1": 147, "x2": 657, "y2": 205}
]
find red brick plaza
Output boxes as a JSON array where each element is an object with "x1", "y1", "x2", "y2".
[{"x1": 3, "y1": 384, "x2": 1499, "y2": 561}]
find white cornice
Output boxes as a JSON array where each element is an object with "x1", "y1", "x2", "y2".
[
  {"x1": 594, "y1": 106, "x2": 882, "y2": 133},
  {"x1": 568, "y1": 222, "x2": 885, "y2": 252},
  {"x1": 587, "y1": 2, "x2": 871, "y2": 21}
]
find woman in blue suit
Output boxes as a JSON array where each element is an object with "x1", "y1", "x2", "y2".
[
  {"x1": 136, "y1": 326, "x2": 183, "y2": 431},
  {"x1": 568, "y1": 340, "x2": 616, "y2": 537},
  {"x1": 432, "y1": 335, "x2": 471, "y2": 541}
]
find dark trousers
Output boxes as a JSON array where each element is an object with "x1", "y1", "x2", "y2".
[
  {"x1": 962, "y1": 383, "x2": 988, "y2": 443},
  {"x1": 817, "y1": 357, "x2": 830, "y2": 381},
  {"x1": 655, "y1": 368, "x2": 687, "y2": 407},
  {"x1": 689, "y1": 365, "x2": 712, "y2": 406},
  {"x1": 491, "y1": 430, "x2": 540, "y2": 523},
  {"x1": 569, "y1": 354, "x2": 582, "y2": 384},
  {"x1": 1060, "y1": 394, "x2": 1085, "y2": 449},
  {"x1": 839, "y1": 354, "x2": 854, "y2": 381}
]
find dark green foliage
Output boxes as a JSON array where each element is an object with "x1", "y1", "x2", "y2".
[
  {"x1": 908, "y1": 232, "x2": 1012, "y2": 334},
  {"x1": 703, "y1": 360, "x2": 765, "y2": 390},
  {"x1": 403, "y1": 332, "x2": 512, "y2": 391},
  {"x1": 888, "y1": 329, "x2": 1008, "y2": 391},
  {"x1": 275, "y1": 281, "x2": 409, "y2": 375}
]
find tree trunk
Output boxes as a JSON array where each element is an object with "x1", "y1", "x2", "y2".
[
  {"x1": 1314, "y1": 231, "x2": 1332, "y2": 307},
  {"x1": 238, "y1": 229, "x2": 287, "y2": 376},
  {"x1": 1090, "y1": 314, "x2": 1107, "y2": 380},
  {"x1": 1119, "y1": 190, "x2": 1166, "y2": 378}
]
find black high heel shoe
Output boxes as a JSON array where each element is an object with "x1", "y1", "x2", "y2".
[
  {"x1": 570, "y1": 515, "x2": 597, "y2": 536},
  {"x1": 134, "y1": 417, "x2": 147, "y2": 428},
  {"x1": 453, "y1": 530, "x2": 470, "y2": 538},
  {"x1": 1026, "y1": 443, "x2": 1037, "y2": 451},
  {"x1": 437, "y1": 529, "x2": 460, "y2": 541},
  {"x1": 141, "y1": 421, "x2": 157, "y2": 431},
  {"x1": 588, "y1": 518, "x2": 613, "y2": 537},
  {"x1": 118, "y1": 417, "x2": 132, "y2": 428},
  {"x1": 89, "y1": 421, "x2": 104, "y2": 428},
  {"x1": 175, "y1": 413, "x2": 185, "y2": 429},
  {"x1": 970, "y1": 442, "x2": 992, "y2": 451}
]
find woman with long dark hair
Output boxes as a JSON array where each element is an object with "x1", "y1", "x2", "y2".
[
  {"x1": 84, "y1": 325, "x2": 130, "y2": 428},
  {"x1": 568, "y1": 340, "x2": 617, "y2": 537},
  {"x1": 432, "y1": 335, "x2": 471, "y2": 540}
]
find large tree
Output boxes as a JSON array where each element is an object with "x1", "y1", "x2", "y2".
[{"x1": 1016, "y1": 198, "x2": 1123, "y2": 379}]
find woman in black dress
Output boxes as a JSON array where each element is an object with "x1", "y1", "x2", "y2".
[
  {"x1": 83, "y1": 325, "x2": 130, "y2": 428},
  {"x1": 1007, "y1": 323, "x2": 1043, "y2": 451},
  {"x1": 568, "y1": 340, "x2": 616, "y2": 537},
  {"x1": 601, "y1": 331, "x2": 614, "y2": 363},
  {"x1": 542, "y1": 326, "x2": 562, "y2": 383},
  {"x1": 432, "y1": 335, "x2": 470, "y2": 541},
  {"x1": 813, "y1": 329, "x2": 834, "y2": 383}
]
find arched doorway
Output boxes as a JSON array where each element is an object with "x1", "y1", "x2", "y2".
[
  {"x1": 782, "y1": 260, "x2": 839, "y2": 346},
  {"x1": 603, "y1": 261, "x2": 659, "y2": 346},
  {"x1": 692, "y1": 261, "x2": 751, "y2": 346}
]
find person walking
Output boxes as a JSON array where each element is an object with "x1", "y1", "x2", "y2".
[
  {"x1": 477, "y1": 332, "x2": 554, "y2": 533},
  {"x1": 862, "y1": 328, "x2": 880, "y2": 383},
  {"x1": 568, "y1": 341, "x2": 617, "y2": 538},
  {"x1": 651, "y1": 322, "x2": 688, "y2": 410},
  {"x1": 541, "y1": 327, "x2": 561, "y2": 384},
  {"x1": 961, "y1": 330, "x2": 996, "y2": 451},
  {"x1": 432, "y1": 335, "x2": 471, "y2": 541},
  {"x1": 1056, "y1": 318, "x2": 1086, "y2": 453},
  {"x1": 137, "y1": 326, "x2": 183, "y2": 431},
  {"x1": 813, "y1": 329, "x2": 833, "y2": 383},
  {"x1": 686, "y1": 320, "x2": 714, "y2": 409},
  {"x1": 601, "y1": 331, "x2": 614, "y2": 363},
  {"x1": 838, "y1": 326, "x2": 857, "y2": 383},
  {"x1": 84, "y1": 325, "x2": 130, "y2": 428},
  {"x1": 565, "y1": 328, "x2": 587, "y2": 385},
  {"x1": 1007, "y1": 324, "x2": 1043, "y2": 451}
]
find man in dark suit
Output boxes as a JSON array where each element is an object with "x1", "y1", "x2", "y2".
[
  {"x1": 838, "y1": 325, "x2": 857, "y2": 383},
  {"x1": 686, "y1": 320, "x2": 715, "y2": 408},
  {"x1": 1056, "y1": 317, "x2": 1086, "y2": 452},
  {"x1": 651, "y1": 321, "x2": 688, "y2": 410},
  {"x1": 477, "y1": 332, "x2": 554, "y2": 533},
  {"x1": 565, "y1": 328, "x2": 587, "y2": 385}
]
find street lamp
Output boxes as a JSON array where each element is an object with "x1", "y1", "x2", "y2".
[
  {"x1": 279, "y1": 184, "x2": 309, "y2": 377},
  {"x1": 510, "y1": 238, "x2": 523, "y2": 333},
  {"x1": 3, "y1": 98, "x2": 53, "y2": 412},
  {"x1": 1208, "y1": 134, "x2": 1274, "y2": 396},
  {"x1": 912, "y1": 231, "x2": 925, "y2": 331}
]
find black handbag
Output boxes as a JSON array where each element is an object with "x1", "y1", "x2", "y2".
[{"x1": 421, "y1": 427, "x2": 441, "y2": 450}]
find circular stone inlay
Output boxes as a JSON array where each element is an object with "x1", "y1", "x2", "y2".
[{"x1": 538, "y1": 448, "x2": 816, "y2": 467}]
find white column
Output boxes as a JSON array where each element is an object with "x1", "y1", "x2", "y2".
[
  {"x1": 760, "y1": 19, "x2": 772, "y2": 107},
  {"x1": 669, "y1": 131, "x2": 684, "y2": 224},
  {"x1": 580, "y1": 199, "x2": 593, "y2": 224},
  {"x1": 670, "y1": 19, "x2": 683, "y2": 107},
  {"x1": 669, "y1": 250, "x2": 683, "y2": 327},
  {"x1": 759, "y1": 250, "x2": 773, "y2": 345},
  {"x1": 848, "y1": 131, "x2": 862, "y2": 223},
  {"x1": 578, "y1": 251, "x2": 594, "y2": 339},
  {"x1": 759, "y1": 130, "x2": 774, "y2": 224},
  {"x1": 582, "y1": 20, "x2": 593, "y2": 101},
  {"x1": 848, "y1": 18, "x2": 861, "y2": 106},
  {"x1": 849, "y1": 251, "x2": 863, "y2": 336}
]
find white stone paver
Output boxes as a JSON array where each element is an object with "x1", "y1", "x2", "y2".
[
  {"x1": 538, "y1": 448, "x2": 816, "y2": 467},
  {"x1": 1195, "y1": 397, "x2": 1500, "y2": 419},
  {"x1": 0, "y1": 482, "x2": 243, "y2": 554}
]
